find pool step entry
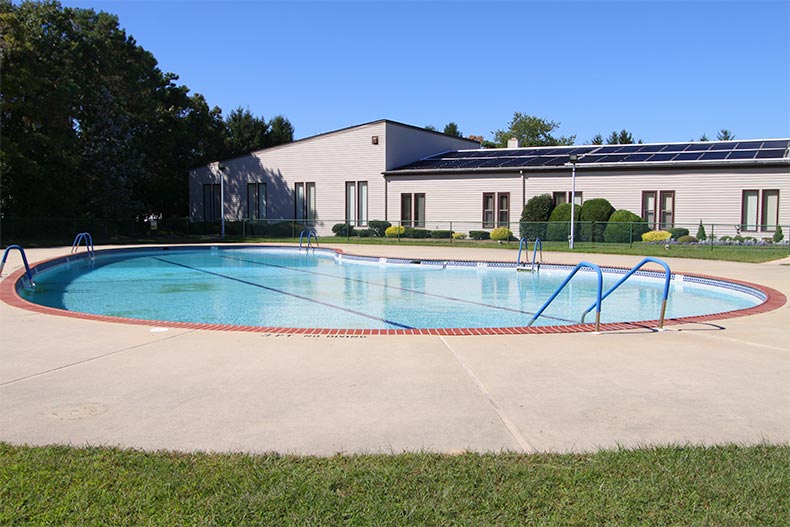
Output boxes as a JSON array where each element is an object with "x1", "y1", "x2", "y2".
[
  {"x1": 516, "y1": 238, "x2": 543, "y2": 272},
  {"x1": 580, "y1": 257, "x2": 672, "y2": 330},
  {"x1": 0, "y1": 244, "x2": 35, "y2": 288},
  {"x1": 299, "y1": 229, "x2": 319, "y2": 251},
  {"x1": 71, "y1": 232, "x2": 95, "y2": 258}
]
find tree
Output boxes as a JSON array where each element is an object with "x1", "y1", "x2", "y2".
[
  {"x1": 717, "y1": 129, "x2": 735, "y2": 141},
  {"x1": 590, "y1": 134, "x2": 604, "y2": 145},
  {"x1": 699, "y1": 134, "x2": 709, "y2": 142},
  {"x1": 223, "y1": 107, "x2": 270, "y2": 158},
  {"x1": 267, "y1": 115, "x2": 294, "y2": 147},
  {"x1": 493, "y1": 112, "x2": 575, "y2": 147},
  {"x1": 606, "y1": 129, "x2": 636, "y2": 144},
  {"x1": 443, "y1": 122, "x2": 462, "y2": 137},
  {"x1": 424, "y1": 125, "x2": 438, "y2": 132}
]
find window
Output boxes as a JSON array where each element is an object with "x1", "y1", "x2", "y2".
[
  {"x1": 742, "y1": 189, "x2": 780, "y2": 232},
  {"x1": 401, "y1": 193, "x2": 425, "y2": 227},
  {"x1": 345, "y1": 181, "x2": 368, "y2": 226},
  {"x1": 761, "y1": 190, "x2": 779, "y2": 231},
  {"x1": 401, "y1": 193, "x2": 412, "y2": 227},
  {"x1": 482, "y1": 192, "x2": 510, "y2": 228},
  {"x1": 203, "y1": 183, "x2": 220, "y2": 221},
  {"x1": 247, "y1": 183, "x2": 267, "y2": 220},
  {"x1": 659, "y1": 191, "x2": 674, "y2": 230},
  {"x1": 552, "y1": 192, "x2": 567, "y2": 207},
  {"x1": 483, "y1": 193, "x2": 495, "y2": 228},
  {"x1": 498, "y1": 193, "x2": 510, "y2": 226},
  {"x1": 294, "y1": 182, "x2": 316, "y2": 224},
  {"x1": 741, "y1": 190, "x2": 758, "y2": 231},
  {"x1": 642, "y1": 191, "x2": 657, "y2": 229}
]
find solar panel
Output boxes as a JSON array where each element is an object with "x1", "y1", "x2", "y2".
[
  {"x1": 756, "y1": 148, "x2": 788, "y2": 159},
  {"x1": 762, "y1": 140, "x2": 789, "y2": 149},
  {"x1": 699, "y1": 151, "x2": 729, "y2": 160},
  {"x1": 595, "y1": 146, "x2": 624, "y2": 154},
  {"x1": 727, "y1": 150, "x2": 758, "y2": 160},
  {"x1": 663, "y1": 143, "x2": 692, "y2": 152},
  {"x1": 638, "y1": 144, "x2": 668, "y2": 153},
  {"x1": 685, "y1": 143, "x2": 713, "y2": 151},
  {"x1": 673, "y1": 152, "x2": 704, "y2": 161},
  {"x1": 616, "y1": 145, "x2": 643, "y2": 153},
  {"x1": 734, "y1": 141, "x2": 763, "y2": 150},
  {"x1": 707, "y1": 142, "x2": 735, "y2": 151},
  {"x1": 622, "y1": 153, "x2": 653, "y2": 162},
  {"x1": 647, "y1": 153, "x2": 678, "y2": 162}
]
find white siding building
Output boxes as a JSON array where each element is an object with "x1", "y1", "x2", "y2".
[{"x1": 190, "y1": 120, "x2": 789, "y2": 238}]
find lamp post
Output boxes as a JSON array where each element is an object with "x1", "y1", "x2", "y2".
[
  {"x1": 568, "y1": 154, "x2": 578, "y2": 249},
  {"x1": 218, "y1": 163, "x2": 227, "y2": 239}
]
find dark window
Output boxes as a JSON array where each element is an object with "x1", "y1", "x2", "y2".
[
  {"x1": 497, "y1": 193, "x2": 510, "y2": 226},
  {"x1": 203, "y1": 184, "x2": 220, "y2": 221},
  {"x1": 659, "y1": 191, "x2": 675, "y2": 230},
  {"x1": 761, "y1": 190, "x2": 779, "y2": 231},
  {"x1": 401, "y1": 193, "x2": 413, "y2": 227},
  {"x1": 642, "y1": 191, "x2": 657, "y2": 229},
  {"x1": 482, "y1": 193, "x2": 495, "y2": 228}
]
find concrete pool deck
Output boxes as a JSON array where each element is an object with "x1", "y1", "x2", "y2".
[{"x1": 1, "y1": 243, "x2": 788, "y2": 455}]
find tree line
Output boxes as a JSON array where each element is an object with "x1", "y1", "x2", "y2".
[{"x1": 0, "y1": 0, "x2": 293, "y2": 220}]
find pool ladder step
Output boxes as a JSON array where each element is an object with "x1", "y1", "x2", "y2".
[{"x1": 516, "y1": 237, "x2": 542, "y2": 272}]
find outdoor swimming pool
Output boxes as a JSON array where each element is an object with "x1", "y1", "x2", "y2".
[{"x1": 14, "y1": 246, "x2": 765, "y2": 332}]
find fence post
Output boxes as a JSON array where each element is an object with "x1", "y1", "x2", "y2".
[
  {"x1": 629, "y1": 223, "x2": 633, "y2": 247},
  {"x1": 449, "y1": 221, "x2": 453, "y2": 244},
  {"x1": 710, "y1": 224, "x2": 714, "y2": 252}
]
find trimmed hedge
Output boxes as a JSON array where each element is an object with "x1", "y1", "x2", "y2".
[
  {"x1": 579, "y1": 198, "x2": 614, "y2": 242},
  {"x1": 677, "y1": 235, "x2": 697, "y2": 243},
  {"x1": 469, "y1": 230, "x2": 490, "y2": 240},
  {"x1": 491, "y1": 227, "x2": 513, "y2": 241},
  {"x1": 430, "y1": 230, "x2": 453, "y2": 239},
  {"x1": 384, "y1": 225, "x2": 405, "y2": 237},
  {"x1": 405, "y1": 228, "x2": 430, "y2": 238},
  {"x1": 669, "y1": 227, "x2": 689, "y2": 240},
  {"x1": 603, "y1": 210, "x2": 649, "y2": 243},
  {"x1": 642, "y1": 230, "x2": 672, "y2": 242},
  {"x1": 368, "y1": 220, "x2": 391, "y2": 237},
  {"x1": 331, "y1": 223, "x2": 357, "y2": 237},
  {"x1": 519, "y1": 194, "x2": 554, "y2": 240},
  {"x1": 546, "y1": 203, "x2": 580, "y2": 241}
]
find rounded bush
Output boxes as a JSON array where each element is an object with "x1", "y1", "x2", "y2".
[
  {"x1": 668, "y1": 227, "x2": 689, "y2": 240},
  {"x1": 357, "y1": 228, "x2": 373, "y2": 238},
  {"x1": 367, "y1": 220, "x2": 391, "y2": 237},
  {"x1": 331, "y1": 223, "x2": 357, "y2": 237},
  {"x1": 384, "y1": 225, "x2": 405, "y2": 237},
  {"x1": 579, "y1": 198, "x2": 614, "y2": 242},
  {"x1": 452, "y1": 232, "x2": 466, "y2": 240},
  {"x1": 519, "y1": 193, "x2": 554, "y2": 240},
  {"x1": 490, "y1": 227, "x2": 513, "y2": 241},
  {"x1": 603, "y1": 209, "x2": 649, "y2": 243},
  {"x1": 546, "y1": 203, "x2": 580, "y2": 241},
  {"x1": 642, "y1": 230, "x2": 672, "y2": 242},
  {"x1": 469, "y1": 230, "x2": 490, "y2": 240},
  {"x1": 676, "y1": 235, "x2": 697, "y2": 243}
]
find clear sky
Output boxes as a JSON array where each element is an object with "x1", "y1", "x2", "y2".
[{"x1": 59, "y1": 0, "x2": 790, "y2": 144}]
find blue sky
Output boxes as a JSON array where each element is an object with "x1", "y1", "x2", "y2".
[{"x1": 60, "y1": 0, "x2": 789, "y2": 143}]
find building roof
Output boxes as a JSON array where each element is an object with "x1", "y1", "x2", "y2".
[{"x1": 385, "y1": 139, "x2": 790, "y2": 175}]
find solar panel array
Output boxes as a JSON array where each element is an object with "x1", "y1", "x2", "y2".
[{"x1": 396, "y1": 140, "x2": 790, "y2": 171}]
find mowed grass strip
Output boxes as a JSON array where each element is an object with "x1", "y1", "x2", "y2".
[{"x1": 1, "y1": 443, "x2": 788, "y2": 526}]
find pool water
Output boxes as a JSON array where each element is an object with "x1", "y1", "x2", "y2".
[{"x1": 21, "y1": 247, "x2": 762, "y2": 330}]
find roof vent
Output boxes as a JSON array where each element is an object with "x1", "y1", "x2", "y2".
[{"x1": 507, "y1": 137, "x2": 519, "y2": 149}]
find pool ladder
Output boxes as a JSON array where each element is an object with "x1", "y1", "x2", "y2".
[
  {"x1": 516, "y1": 237, "x2": 543, "y2": 272},
  {"x1": 0, "y1": 244, "x2": 35, "y2": 288},
  {"x1": 528, "y1": 257, "x2": 672, "y2": 333},
  {"x1": 299, "y1": 229, "x2": 318, "y2": 251},
  {"x1": 71, "y1": 232, "x2": 95, "y2": 258}
]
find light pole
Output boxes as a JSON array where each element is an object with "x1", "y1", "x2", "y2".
[
  {"x1": 568, "y1": 154, "x2": 578, "y2": 249},
  {"x1": 218, "y1": 163, "x2": 227, "y2": 239}
]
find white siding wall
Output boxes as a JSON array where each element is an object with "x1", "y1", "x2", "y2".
[
  {"x1": 384, "y1": 123, "x2": 480, "y2": 171},
  {"x1": 386, "y1": 165, "x2": 789, "y2": 237}
]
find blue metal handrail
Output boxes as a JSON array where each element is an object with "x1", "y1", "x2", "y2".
[
  {"x1": 531, "y1": 238, "x2": 543, "y2": 272},
  {"x1": 0, "y1": 244, "x2": 35, "y2": 287},
  {"x1": 581, "y1": 257, "x2": 672, "y2": 329},
  {"x1": 528, "y1": 261, "x2": 603, "y2": 331},
  {"x1": 299, "y1": 229, "x2": 319, "y2": 250},
  {"x1": 71, "y1": 232, "x2": 95, "y2": 257},
  {"x1": 516, "y1": 237, "x2": 530, "y2": 267}
]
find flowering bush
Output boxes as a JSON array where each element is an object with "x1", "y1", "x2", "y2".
[
  {"x1": 641, "y1": 230, "x2": 672, "y2": 242},
  {"x1": 490, "y1": 227, "x2": 513, "y2": 241},
  {"x1": 384, "y1": 225, "x2": 405, "y2": 237},
  {"x1": 452, "y1": 232, "x2": 466, "y2": 240}
]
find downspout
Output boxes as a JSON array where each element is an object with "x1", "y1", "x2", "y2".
[
  {"x1": 384, "y1": 176, "x2": 388, "y2": 221},
  {"x1": 521, "y1": 170, "x2": 526, "y2": 208}
]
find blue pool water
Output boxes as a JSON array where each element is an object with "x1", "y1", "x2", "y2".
[{"x1": 20, "y1": 247, "x2": 763, "y2": 330}]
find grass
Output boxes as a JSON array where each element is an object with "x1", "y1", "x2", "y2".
[{"x1": 1, "y1": 443, "x2": 788, "y2": 526}]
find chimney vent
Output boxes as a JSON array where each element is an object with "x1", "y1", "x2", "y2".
[{"x1": 507, "y1": 137, "x2": 519, "y2": 149}]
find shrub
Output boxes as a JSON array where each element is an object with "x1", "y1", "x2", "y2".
[
  {"x1": 430, "y1": 230, "x2": 453, "y2": 239},
  {"x1": 367, "y1": 220, "x2": 391, "y2": 237},
  {"x1": 696, "y1": 221, "x2": 707, "y2": 241},
  {"x1": 603, "y1": 209, "x2": 650, "y2": 243},
  {"x1": 357, "y1": 228, "x2": 373, "y2": 237},
  {"x1": 546, "y1": 203, "x2": 580, "y2": 241},
  {"x1": 579, "y1": 198, "x2": 615, "y2": 242},
  {"x1": 519, "y1": 193, "x2": 554, "y2": 240},
  {"x1": 642, "y1": 230, "x2": 672, "y2": 242},
  {"x1": 452, "y1": 232, "x2": 466, "y2": 240},
  {"x1": 331, "y1": 223, "x2": 357, "y2": 237},
  {"x1": 774, "y1": 225, "x2": 784, "y2": 243},
  {"x1": 469, "y1": 230, "x2": 490, "y2": 240},
  {"x1": 491, "y1": 227, "x2": 513, "y2": 241},
  {"x1": 410, "y1": 228, "x2": 430, "y2": 238},
  {"x1": 384, "y1": 225, "x2": 405, "y2": 237},
  {"x1": 669, "y1": 227, "x2": 689, "y2": 240},
  {"x1": 676, "y1": 235, "x2": 698, "y2": 243}
]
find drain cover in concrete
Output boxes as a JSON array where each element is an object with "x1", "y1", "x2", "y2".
[{"x1": 48, "y1": 402, "x2": 108, "y2": 420}]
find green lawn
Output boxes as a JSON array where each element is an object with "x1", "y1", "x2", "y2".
[{"x1": 1, "y1": 443, "x2": 787, "y2": 526}]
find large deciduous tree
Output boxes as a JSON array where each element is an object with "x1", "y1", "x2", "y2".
[{"x1": 493, "y1": 112, "x2": 575, "y2": 147}]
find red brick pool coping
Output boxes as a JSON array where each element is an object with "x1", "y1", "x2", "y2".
[{"x1": 1, "y1": 247, "x2": 785, "y2": 336}]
